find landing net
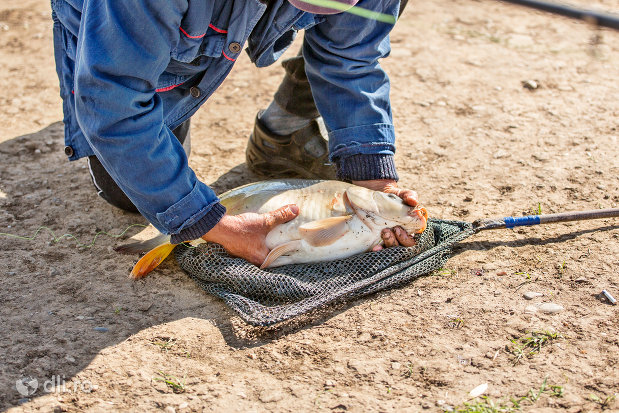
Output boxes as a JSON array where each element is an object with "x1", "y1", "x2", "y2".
[{"x1": 175, "y1": 219, "x2": 473, "y2": 326}]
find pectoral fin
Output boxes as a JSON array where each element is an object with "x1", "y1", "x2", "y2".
[
  {"x1": 298, "y1": 215, "x2": 352, "y2": 247},
  {"x1": 261, "y1": 240, "x2": 302, "y2": 269},
  {"x1": 130, "y1": 243, "x2": 176, "y2": 279}
]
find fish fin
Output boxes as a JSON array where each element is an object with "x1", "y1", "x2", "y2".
[
  {"x1": 114, "y1": 233, "x2": 171, "y2": 255},
  {"x1": 298, "y1": 215, "x2": 352, "y2": 247},
  {"x1": 130, "y1": 243, "x2": 176, "y2": 279},
  {"x1": 260, "y1": 240, "x2": 302, "y2": 269}
]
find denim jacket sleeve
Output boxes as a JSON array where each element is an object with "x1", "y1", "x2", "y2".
[
  {"x1": 73, "y1": 0, "x2": 225, "y2": 239},
  {"x1": 302, "y1": 0, "x2": 400, "y2": 181}
]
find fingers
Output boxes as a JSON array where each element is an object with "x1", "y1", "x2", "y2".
[
  {"x1": 381, "y1": 227, "x2": 416, "y2": 248},
  {"x1": 393, "y1": 226, "x2": 416, "y2": 247},
  {"x1": 382, "y1": 183, "x2": 419, "y2": 207},
  {"x1": 351, "y1": 180, "x2": 420, "y2": 207},
  {"x1": 381, "y1": 228, "x2": 399, "y2": 248},
  {"x1": 264, "y1": 204, "x2": 300, "y2": 228},
  {"x1": 399, "y1": 189, "x2": 419, "y2": 207}
]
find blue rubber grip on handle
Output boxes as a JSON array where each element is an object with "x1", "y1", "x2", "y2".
[{"x1": 504, "y1": 215, "x2": 541, "y2": 228}]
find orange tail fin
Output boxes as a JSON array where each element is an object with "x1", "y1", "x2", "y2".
[{"x1": 130, "y1": 243, "x2": 176, "y2": 279}]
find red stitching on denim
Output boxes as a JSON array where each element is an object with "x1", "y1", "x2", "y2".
[
  {"x1": 156, "y1": 82, "x2": 184, "y2": 93},
  {"x1": 179, "y1": 26, "x2": 205, "y2": 39},
  {"x1": 208, "y1": 23, "x2": 228, "y2": 33},
  {"x1": 179, "y1": 24, "x2": 228, "y2": 39},
  {"x1": 222, "y1": 51, "x2": 236, "y2": 62}
]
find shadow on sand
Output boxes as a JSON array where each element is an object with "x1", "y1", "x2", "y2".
[
  {"x1": 2, "y1": 123, "x2": 615, "y2": 409},
  {"x1": 0, "y1": 123, "x2": 356, "y2": 409}
]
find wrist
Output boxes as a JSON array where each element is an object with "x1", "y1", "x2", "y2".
[
  {"x1": 201, "y1": 214, "x2": 233, "y2": 244},
  {"x1": 352, "y1": 179, "x2": 398, "y2": 192},
  {"x1": 170, "y1": 202, "x2": 226, "y2": 244}
]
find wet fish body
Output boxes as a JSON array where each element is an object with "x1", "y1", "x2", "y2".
[
  {"x1": 224, "y1": 180, "x2": 427, "y2": 267},
  {"x1": 123, "y1": 180, "x2": 427, "y2": 276}
]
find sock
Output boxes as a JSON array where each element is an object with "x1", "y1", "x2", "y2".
[{"x1": 259, "y1": 101, "x2": 313, "y2": 136}]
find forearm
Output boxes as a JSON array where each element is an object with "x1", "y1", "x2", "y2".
[{"x1": 75, "y1": 0, "x2": 223, "y2": 239}]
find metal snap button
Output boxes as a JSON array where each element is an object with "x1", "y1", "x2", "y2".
[
  {"x1": 190, "y1": 87, "x2": 201, "y2": 98},
  {"x1": 64, "y1": 146, "x2": 74, "y2": 157},
  {"x1": 228, "y1": 42, "x2": 242, "y2": 53}
]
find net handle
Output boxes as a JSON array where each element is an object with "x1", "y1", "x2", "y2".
[{"x1": 473, "y1": 208, "x2": 619, "y2": 231}]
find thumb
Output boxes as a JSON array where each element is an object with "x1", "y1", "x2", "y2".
[
  {"x1": 400, "y1": 190, "x2": 419, "y2": 207},
  {"x1": 265, "y1": 204, "x2": 300, "y2": 228},
  {"x1": 384, "y1": 185, "x2": 419, "y2": 207}
]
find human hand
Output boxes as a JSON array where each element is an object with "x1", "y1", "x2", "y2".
[
  {"x1": 201, "y1": 204, "x2": 300, "y2": 266},
  {"x1": 352, "y1": 179, "x2": 420, "y2": 250}
]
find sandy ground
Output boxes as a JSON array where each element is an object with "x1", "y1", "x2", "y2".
[{"x1": 1, "y1": 0, "x2": 618, "y2": 411}]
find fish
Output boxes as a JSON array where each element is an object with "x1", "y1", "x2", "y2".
[{"x1": 117, "y1": 179, "x2": 428, "y2": 278}]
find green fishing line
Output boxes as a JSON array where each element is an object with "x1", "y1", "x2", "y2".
[
  {"x1": 296, "y1": 0, "x2": 397, "y2": 24},
  {"x1": 0, "y1": 223, "x2": 148, "y2": 249}
]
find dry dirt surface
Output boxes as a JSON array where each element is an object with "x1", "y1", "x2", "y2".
[{"x1": 1, "y1": 0, "x2": 618, "y2": 412}]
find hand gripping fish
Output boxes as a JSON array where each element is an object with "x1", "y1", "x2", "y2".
[{"x1": 117, "y1": 180, "x2": 428, "y2": 278}]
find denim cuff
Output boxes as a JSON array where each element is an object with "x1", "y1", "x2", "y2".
[
  {"x1": 170, "y1": 202, "x2": 226, "y2": 244},
  {"x1": 328, "y1": 123, "x2": 396, "y2": 161},
  {"x1": 336, "y1": 154, "x2": 399, "y2": 182}
]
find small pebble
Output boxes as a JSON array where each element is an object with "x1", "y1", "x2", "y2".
[
  {"x1": 93, "y1": 327, "x2": 109, "y2": 333},
  {"x1": 524, "y1": 305, "x2": 538, "y2": 314},
  {"x1": 391, "y1": 362, "x2": 401, "y2": 370},
  {"x1": 178, "y1": 402, "x2": 189, "y2": 409},
  {"x1": 537, "y1": 303, "x2": 564, "y2": 314},
  {"x1": 49, "y1": 267, "x2": 60, "y2": 276},
  {"x1": 494, "y1": 291, "x2": 501, "y2": 296},
  {"x1": 164, "y1": 407, "x2": 176, "y2": 413},
  {"x1": 324, "y1": 379, "x2": 336, "y2": 387},
  {"x1": 522, "y1": 79, "x2": 538, "y2": 90},
  {"x1": 574, "y1": 277, "x2": 588, "y2": 283},
  {"x1": 18, "y1": 398, "x2": 30, "y2": 405},
  {"x1": 138, "y1": 302, "x2": 153, "y2": 312},
  {"x1": 8, "y1": 271, "x2": 16, "y2": 276},
  {"x1": 496, "y1": 271, "x2": 507, "y2": 276},
  {"x1": 523, "y1": 291, "x2": 543, "y2": 300},
  {"x1": 469, "y1": 383, "x2": 488, "y2": 398},
  {"x1": 65, "y1": 355, "x2": 76, "y2": 364}
]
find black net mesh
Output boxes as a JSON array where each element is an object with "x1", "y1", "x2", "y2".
[{"x1": 175, "y1": 219, "x2": 474, "y2": 326}]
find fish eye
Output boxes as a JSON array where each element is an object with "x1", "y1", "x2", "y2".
[{"x1": 387, "y1": 194, "x2": 398, "y2": 200}]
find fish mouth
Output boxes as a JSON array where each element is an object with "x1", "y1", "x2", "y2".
[
  {"x1": 409, "y1": 207, "x2": 428, "y2": 233},
  {"x1": 345, "y1": 190, "x2": 429, "y2": 234}
]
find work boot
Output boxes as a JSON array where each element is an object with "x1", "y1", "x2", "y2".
[{"x1": 246, "y1": 112, "x2": 336, "y2": 180}]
